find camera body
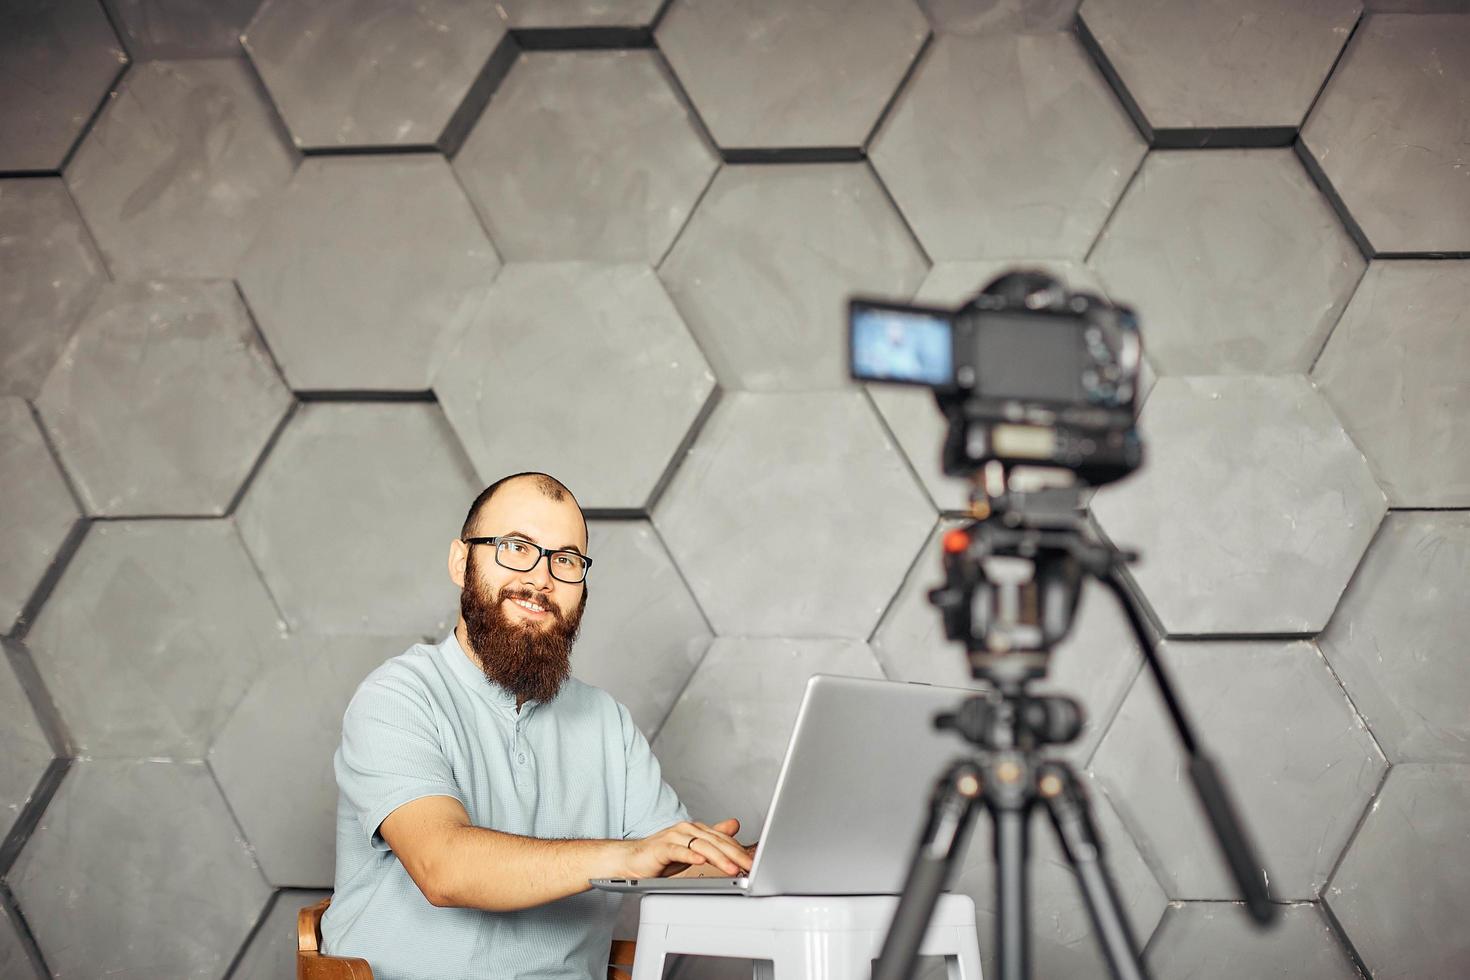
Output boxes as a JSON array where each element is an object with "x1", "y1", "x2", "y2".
[{"x1": 849, "y1": 275, "x2": 1143, "y2": 487}]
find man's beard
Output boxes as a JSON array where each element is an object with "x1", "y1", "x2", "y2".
[{"x1": 460, "y1": 549, "x2": 587, "y2": 705}]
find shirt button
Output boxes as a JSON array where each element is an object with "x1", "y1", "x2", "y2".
[{"x1": 517, "y1": 754, "x2": 526, "y2": 765}]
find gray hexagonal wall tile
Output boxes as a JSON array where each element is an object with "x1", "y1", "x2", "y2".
[
  {"x1": 867, "y1": 259, "x2": 1114, "y2": 510},
  {"x1": 242, "y1": 0, "x2": 509, "y2": 150},
  {"x1": 435, "y1": 263, "x2": 715, "y2": 511},
  {"x1": 238, "y1": 155, "x2": 500, "y2": 392},
  {"x1": 105, "y1": 0, "x2": 260, "y2": 59},
  {"x1": 953, "y1": 775, "x2": 1167, "y2": 980},
  {"x1": 1302, "y1": 13, "x2": 1470, "y2": 254},
  {"x1": 0, "y1": 178, "x2": 107, "y2": 400},
  {"x1": 0, "y1": 899, "x2": 38, "y2": 980},
  {"x1": 211, "y1": 633, "x2": 412, "y2": 888},
  {"x1": 1146, "y1": 902, "x2": 1358, "y2": 979},
  {"x1": 1320, "y1": 513, "x2": 1470, "y2": 763},
  {"x1": 918, "y1": 0, "x2": 1079, "y2": 34},
  {"x1": 660, "y1": 164, "x2": 928, "y2": 391},
  {"x1": 0, "y1": 0, "x2": 127, "y2": 172},
  {"x1": 1088, "y1": 376, "x2": 1386, "y2": 636},
  {"x1": 653, "y1": 391, "x2": 934, "y2": 639},
  {"x1": 652, "y1": 637, "x2": 884, "y2": 838},
  {"x1": 1326, "y1": 763, "x2": 1470, "y2": 979},
  {"x1": 11, "y1": 759, "x2": 270, "y2": 979},
  {"x1": 873, "y1": 522, "x2": 1143, "y2": 767},
  {"x1": 1313, "y1": 260, "x2": 1470, "y2": 506},
  {"x1": 497, "y1": 0, "x2": 662, "y2": 27},
  {"x1": 1091, "y1": 640, "x2": 1386, "y2": 901},
  {"x1": 1, "y1": 398, "x2": 80, "y2": 632},
  {"x1": 572, "y1": 520, "x2": 713, "y2": 739},
  {"x1": 0, "y1": 650, "x2": 53, "y2": 845},
  {"x1": 64, "y1": 58, "x2": 296, "y2": 280},
  {"x1": 1079, "y1": 0, "x2": 1359, "y2": 133},
  {"x1": 236, "y1": 402, "x2": 478, "y2": 636},
  {"x1": 1091, "y1": 150, "x2": 1364, "y2": 376},
  {"x1": 870, "y1": 33, "x2": 1145, "y2": 260},
  {"x1": 655, "y1": 0, "x2": 926, "y2": 150},
  {"x1": 231, "y1": 889, "x2": 332, "y2": 980},
  {"x1": 35, "y1": 281, "x2": 292, "y2": 517},
  {"x1": 26, "y1": 520, "x2": 287, "y2": 758},
  {"x1": 455, "y1": 50, "x2": 717, "y2": 263}
]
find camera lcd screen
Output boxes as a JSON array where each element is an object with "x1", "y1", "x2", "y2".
[
  {"x1": 850, "y1": 303, "x2": 955, "y2": 386},
  {"x1": 972, "y1": 311, "x2": 1086, "y2": 403}
]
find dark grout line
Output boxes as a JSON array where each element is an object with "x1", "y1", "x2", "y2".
[
  {"x1": 0, "y1": 757, "x2": 73, "y2": 879},
  {"x1": 510, "y1": 26, "x2": 656, "y2": 50},
  {"x1": 0, "y1": 879, "x2": 53, "y2": 980},
  {"x1": 294, "y1": 389, "x2": 438, "y2": 402},
  {"x1": 1075, "y1": 13, "x2": 1153, "y2": 146},
  {"x1": 861, "y1": 28, "x2": 932, "y2": 152},
  {"x1": 219, "y1": 883, "x2": 279, "y2": 980},
  {"x1": 438, "y1": 32, "x2": 521, "y2": 158}
]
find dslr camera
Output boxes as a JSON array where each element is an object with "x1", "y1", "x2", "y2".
[{"x1": 849, "y1": 272, "x2": 1143, "y2": 488}]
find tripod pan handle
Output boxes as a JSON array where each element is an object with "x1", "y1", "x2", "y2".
[{"x1": 1189, "y1": 754, "x2": 1277, "y2": 924}]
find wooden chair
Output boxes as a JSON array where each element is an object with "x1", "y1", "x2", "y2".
[{"x1": 298, "y1": 897, "x2": 637, "y2": 980}]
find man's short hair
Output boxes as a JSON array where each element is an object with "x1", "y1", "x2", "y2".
[{"x1": 460, "y1": 472, "x2": 583, "y2": 540}]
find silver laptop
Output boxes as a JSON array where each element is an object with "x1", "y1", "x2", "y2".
[{"x1": 590, "y1": 673, "x2": 972, "y2": 897}]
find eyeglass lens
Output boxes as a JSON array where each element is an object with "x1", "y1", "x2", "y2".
[{"x1": 495, "y1": 538, "x2": 587, "y2": 583}]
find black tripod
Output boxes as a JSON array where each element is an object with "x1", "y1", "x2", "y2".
[{"x1": 873, "y1": 479, "x2": 1277, "y2": 980}]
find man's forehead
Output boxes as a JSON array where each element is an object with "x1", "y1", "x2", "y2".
[{"x1": 474, "y1": 481, "x2": 587, "y2": 546}]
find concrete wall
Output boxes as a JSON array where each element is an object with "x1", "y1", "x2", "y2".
[{"x1": 2, "y1": 1, "x2": 1468, "y2": 977}]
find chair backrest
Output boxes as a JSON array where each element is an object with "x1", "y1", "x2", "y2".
[{"x1": 297, "y1": 896, "x2": 635, "y2": 980}]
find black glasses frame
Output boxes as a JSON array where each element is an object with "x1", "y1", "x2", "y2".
[{"x1": 463, "y1": 536, "x2": 593, "y2": 583}]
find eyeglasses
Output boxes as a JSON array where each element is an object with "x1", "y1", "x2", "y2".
[{"x1": 463, "y1": 536, "x2": 593, "y2": 584}]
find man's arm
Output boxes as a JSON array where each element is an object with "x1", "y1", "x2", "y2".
[{"x1": 380, "y1": 795, "x2": 751, "y2": 911}]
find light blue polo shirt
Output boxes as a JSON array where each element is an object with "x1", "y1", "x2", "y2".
[{"x1": 322, "y1": 633, "x2": 688, "y2": 980}]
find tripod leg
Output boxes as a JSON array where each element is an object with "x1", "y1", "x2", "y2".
[
  {"x1": 990, "y1": 760, "x2": 1033, "y2": 980},
  {"x1": 874, "y1": 760, "x2": 983, "y2": 980},
  {"x1": 1038, "y1": 761, "x2": 1150, "y2": 980}
]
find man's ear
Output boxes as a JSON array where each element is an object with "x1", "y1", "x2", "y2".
[{"x1": 448, "y1": 538, "x2": 469, "y2": 589}]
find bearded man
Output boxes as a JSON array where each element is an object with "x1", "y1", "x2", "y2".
[{"x1": 321, "y1": 472, "x2": 750, "y2": 980}]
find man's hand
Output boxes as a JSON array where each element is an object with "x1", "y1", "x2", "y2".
[{"x1": 619, "y1": 819, "x2": 752, "y2": 879}]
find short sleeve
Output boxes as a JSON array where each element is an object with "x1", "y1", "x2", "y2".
[
  {"x1": 618, "y1": 702, "x2": 689, "y2": 840},
  {"x1": 335, "y1": 671, "x2": 467, "y2": 851}
]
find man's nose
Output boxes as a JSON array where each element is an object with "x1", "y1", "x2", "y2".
[{"x1": 521, "y1": 555, "x2": 554, "y2": 589}]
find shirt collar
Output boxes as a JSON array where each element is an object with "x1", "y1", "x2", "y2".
[{"x1": 439, "y1": 629, "x2": 535, "y2": 716}]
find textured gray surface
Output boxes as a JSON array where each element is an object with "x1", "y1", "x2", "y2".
[
  {"x1": 660, "y1": 164, "x2": 928, "y2": 391},
  {"x1": 210, "y1": 633, "x2": 412, "y2": 888},
  {"x1": 435, "y1": 263, "x2": 715, "y2": 510},
  {"x1": 35, "y1": 280, "x2": 292, "y2": 516},
  {"x1": 1080, "y1": 0, "x2": 1359, "y2": 130},
  {"x1": 918, "y1": 0, "x2": 1079, "y2": 33},
  {"x1": 26, "y1": 520, "x2": 287, "y2": 758},
  {"x1": 1091, "y1": 640, "x2": 1386, "y2": 900},
  {"x1": 868, "y1": 259, "x2": 1112, "y2": 510},
  {"x1": 0, "y1": 650, "x2": 52, "y2": 844},
  {"x1": 0, "y1": 900, "x2": 36, "y2": 980},
  {"x1": 11, "y1": 759, "x2": 270, "y2": 979},
  {"x1": 572, "y1": 520, "x2": 714, "y2": 739},
  {"x1": 1089, "y1": 376, "x2": 1386, "y2": 636},
  {"x1": 0, "y1": 0, "x2": 127, "y2": 172},
  {"x1": 871, "y1": 32, "x2": 1144, "y2": 260},
  {"x1": 1146, "y1": 902, "x2": 1360, "y2": 979},
  {"x1": 1313, "y1": 260, "x2": 1470, "y2": 506},
  {"x1": 231, "y1": 889, "x2": 332, "y2": 980},
  {"x1": 455, "y1": 50, "x2": 718, "y2": 263},
  {"x1": 0, "y1": 178, "x2": 107, "y2": 400},
  {"x1": 873, "y1": 521, "x2": 1143, "y2": 767},
  {"x1": 497, "y1": 0, "x2": 663, "y2": 28},
  {"x1": 238, "y1": 155, "x2": 500, "y2": 391},
  {"x1": 104, "y1": 0, "x2": 260, "y2": 59},
  {"x1": 64, "y1": 58, "x2": 296, "y2": 280},
  {"x1": 235, "y1": 402, "x2": 476, "y2": 636},
  {"x1": 655, "y1": 0, "x2": 927, "y2": 149},
  {"x1": 1326, "y1": 763, "x2": 1470, "y2": 979},
  {"x1": 653, "y1": 391, "x2": 935, "y2": 638},
  {"x1": 1091, "y1": 150, "x2": 1364, "y2": 376},
  {"x1": 954, "y1": 775, "x2": 1168, "y2": 979},
  {"x1": 1320, "y1": 513, "x2": 1470, "y2": 762},
  {"x1": 1301, "y1": 13, "x2": 1470, "y2": 254},
  {"x1": 0, "y1": 397, "x2": 79, "y2": 633},
  {"x1": 652, "y1": 637, "x2": 885, "y2": 839},
  {"x1": 242, "y1": 0, "x2": 508, "y2": 149}
]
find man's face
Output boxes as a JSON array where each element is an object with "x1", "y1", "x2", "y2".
[{"x1": 454, "y1": 480, "x2": 589, "y2": 703}]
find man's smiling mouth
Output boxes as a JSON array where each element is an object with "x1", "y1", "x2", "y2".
[{"x1": 510, "y1": 597, "x2": 548, "y2": 613}]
